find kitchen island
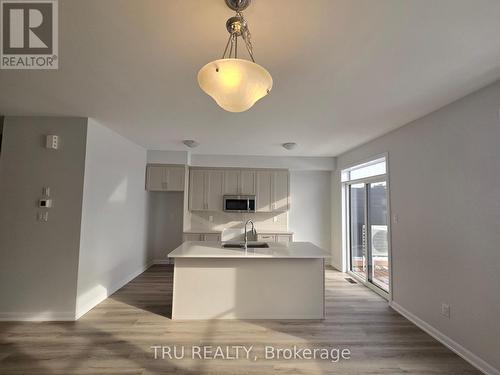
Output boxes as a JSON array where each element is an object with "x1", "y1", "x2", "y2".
[{"x1": 168, "y1": 241, "x2": 330, "y2": 320}]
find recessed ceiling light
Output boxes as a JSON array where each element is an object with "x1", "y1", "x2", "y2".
[
  {"x1": 282, "y1": 142, "x2": 298, "y2": 151},
  {"x1": 183, "y1": 140, "x2": 199, "y2": 148}
]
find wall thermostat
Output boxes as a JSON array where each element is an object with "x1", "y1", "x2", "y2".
[
  {"x1": 39, "y1": 199, "x2": 53, "y2": 208},
  {"x1": 46, "y1": 135, "x2": 59, "y2": 150}
]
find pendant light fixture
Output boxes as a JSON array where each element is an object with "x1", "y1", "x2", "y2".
[{"x1": 198, "y1": 0, "x2": 272, "y2": 112}]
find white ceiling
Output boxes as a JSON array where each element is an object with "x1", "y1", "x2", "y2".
[{"x1": 1, "y1": 0, "x2": 500, "y2": 156}]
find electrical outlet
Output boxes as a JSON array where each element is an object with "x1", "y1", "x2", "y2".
[
  {"x1": 441, "y1": 303, "x2": 450, "y2": 318},
  {"x1": 393, "y1": 214, "x2": 399, "y2": 224},
  {"x1": 209, "y1": 215, "x2": 213, "y2": 222},
  {"x1": 273, "y1": 216, "x2": 278, "y2": 223}
]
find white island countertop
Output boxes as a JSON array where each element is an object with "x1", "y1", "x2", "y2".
[{"x1": 168, "y1": 241, "x2": 330, "y2": 259}]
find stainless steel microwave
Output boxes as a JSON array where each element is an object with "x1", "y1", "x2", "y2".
[{"x1": 223, "y1": 195, "x2": 256, "y2": 213}]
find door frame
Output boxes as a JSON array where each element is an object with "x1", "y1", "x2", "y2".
[{"x1": 342, "y1": 154, "x2": 393, "y2": 301}]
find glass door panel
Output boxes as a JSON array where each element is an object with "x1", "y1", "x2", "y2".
[
  {"x1": 368, "y1": 181, "x2": 389, "y2": 292},
  {"x1": 349, "y1": 183, "x2": 367, "y2": 280}
]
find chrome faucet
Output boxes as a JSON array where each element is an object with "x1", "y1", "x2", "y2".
[{"x1": 244, "y1": 219, "x2": 256, "y2": 250}]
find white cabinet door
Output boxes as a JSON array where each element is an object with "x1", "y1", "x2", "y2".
[
  {"x1": 146, "y1": 165, "x2": 186, "y2": 191},
  {"x1": 240, "y1": 170, "x2": 255, "y2": 195},
  {"x1": 206, "y1": 170, "x2": 224, "y2": 211},
  {"x1": 273, "y1": 171, "x2": 289, "y2": 212},
  {"x1": 146, "y1": 165, "x2": 166, "y2": 191},
  {"x1": 257, "y1": 234, "x2": 276, "y2": 243},
  {"x1": 189, "y1": 170, "x2": 206, "y2": 211},
  {"x1": 256, "y1": 171, "x2": 272, "y2": 212},
  {"x1": 223, "y1": 170, "x2": 240, "y2": 195},
  {"x1": 203, "y1": 234, "x2": 221, "y2": 241},
  {"x1": 167, "y1": 166, "x2": 185, "y2": 191},
  {"x1": 276, "y1": 234, "x2": 293, "y2": 243},
  {"x1": 183, "y1": 233, "x2": 202, "y2": 241}
]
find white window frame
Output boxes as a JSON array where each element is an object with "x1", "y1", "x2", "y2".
[{"x1": 341, "y1": 153, "x2": 393, "y2": 301}]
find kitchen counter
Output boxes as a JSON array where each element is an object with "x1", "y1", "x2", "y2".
[
  {"x1": 168, "y1": 241, "x2": 328, "y2": 320},
  {"x1": 168, "y1": 241, "x2": 329, "y2": 259},
  {"x1": 256, "y1": 230, "x2": 294, "y2": 234},
  {"x1": 182, "y1": 229, "x2": 223, "y2": 234}
]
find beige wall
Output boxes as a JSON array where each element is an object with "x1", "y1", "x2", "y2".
[
  {"x1": 332, "y1": 81, "x2": 500, "y2": 373},
  {"x1": 0, "y1": 117, "x2": 88, "y2": 320}
]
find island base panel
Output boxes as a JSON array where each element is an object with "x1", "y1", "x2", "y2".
[{"x1": 171, "y1": 258, "x2": 325, "y2": 320}]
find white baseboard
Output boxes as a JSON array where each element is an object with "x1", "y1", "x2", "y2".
[
  {"x1": 0, "y1": 311, "x2": 76, "y2": 321},
  {"x1": 390, "y1": 302, "x2": 499, "y2": 375},
  {"x1": 75, "y1": 261, "x2": 154, "y2": 320},
  {"x1": 0, "y1": 262, "x2": 156, "y2": 322}
]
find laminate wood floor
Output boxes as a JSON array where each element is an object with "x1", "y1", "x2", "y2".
[{"x1": 0, "y1": 265, "x2": 480, "y2": 374}]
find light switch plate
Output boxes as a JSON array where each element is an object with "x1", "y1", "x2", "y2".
[
  {"x1": 441, "y1": 303, "x2": 450, "y2": 318},
  {"x1": 46, "y1": 135, "x2": 59, "y2": 149},
  {"x1": 37, "y1": 211, "x2": 48, "y2": 222}
]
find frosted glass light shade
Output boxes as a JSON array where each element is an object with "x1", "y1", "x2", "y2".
[{"x1": 198, "y1": 58, "x2": 272, "y2": 112}]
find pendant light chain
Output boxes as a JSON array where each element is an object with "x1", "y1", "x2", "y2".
[
  {"x1": 197, "y1": 0, "x2": 273, "y2": 112},
  {"x1": 220, "y1": 11, "x2": 255, "y2": 62},
  {"x1": 237, "y1": 11, "x2": 255, "y2": 62}
]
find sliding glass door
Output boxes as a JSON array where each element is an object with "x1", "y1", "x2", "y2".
[
  {"x1": 368, "y1": 181, "x2": 389, "y2": 291},
  {"x1": 343, "y1": 157, "x2": 390, "y2": 296},
  {"x1": 349, "y1": 183, "x2": 367, "y2": 279}
]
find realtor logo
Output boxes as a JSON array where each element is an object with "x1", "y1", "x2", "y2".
[{"x1": 1, "y1": 0, "x2": 58, "y2": 69}]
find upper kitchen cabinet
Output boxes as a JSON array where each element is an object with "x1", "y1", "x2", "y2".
[
  {"x1": 146, "y1": 164, "x2": 186, "y2": 192},
  {"x1": 189, "y1": 169, "x2": 224, "y2": 211},
  {"x1": 256, "y1": 170, "x2": 289, "y2": 212},
  {"x1": 206, "y1": 170, "x2": 224, "y2": 210},
  {"x1": 272, "y1": 171, "x2": 289, "y2": 212},
  {"x1": 240, "y1": 170, "x2": 256, "y2": 195},
  {"x1": 189, "y1": 168, "x2": 287, "y2": 212},
  {"x1": 223, "y1": 170, "x2": 255, "y2": 195},
  {"x1": 256, "y1": 170, "x2": 272, "y2": 212},
  {"x1": 189, "y1": 169, "x2": 206, "y2": 210},
  {"x1": 223, "y1": 170, "x2": 240, "y2": 195}
]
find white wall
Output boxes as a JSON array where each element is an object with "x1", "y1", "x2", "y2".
[
  {"x1": 147, "y1": 151, "x2": 336, "y2": 171},
  {"x1": 289, "y1": 171, "x2": 332, "y2": 252},
  {"x1": 332, "y1": 81, "x2": 500, "y2": 373},
  {"x1": 0, "y1": 117, "x2": 88, "y2": 320},
  {"x1": 76, "y1": 119, "x2": 148, "y2": 318},
  {"x1": 191, "y1": 154, "x2": 336, "y2": 171},
  {"x1": 147, "y1": 150, "x2": 189, "y2": 165}
]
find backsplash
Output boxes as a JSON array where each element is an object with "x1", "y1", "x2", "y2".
[{"x1": 188, "y1": 211, "x2": 288, "y2": 232}]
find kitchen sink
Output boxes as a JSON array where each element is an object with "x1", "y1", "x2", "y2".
[{"x1": 222, "y1": 241, "x2": 270, "y2": 249}]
